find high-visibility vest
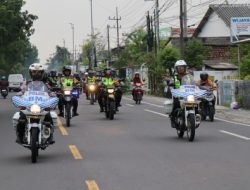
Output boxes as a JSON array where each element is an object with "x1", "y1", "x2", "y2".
[
  {"x1": 102, "y1": 77, "x2": 114, "y2": 86},
  {"x1": 174, "y1": 75, "x2": 181, "y2": 89},
  {"x1": 87, "y1": 76, "x2": 96, "y2": 83},
  {"x1": 61, "y1": 78, "x2": 74, "y2": 87}
]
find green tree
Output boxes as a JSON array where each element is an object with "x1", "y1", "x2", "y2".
[
  {"x1": 240, "y1": 54, "x2": 250, "y2": 79},
  {"x1": 47, "y1": 46, "x2": 71, "y2": 71},
  {"x1": 21, "y1": 44, "x2": 38, "y2": 77},
  {"x1": 116, "y1": 28, "x2": 147, "y2": 69},
  {"x1": 0, "y1": 0, "x2": 37, "y2": 74},
  {"x1": 81, "y1": 33, "x2": 106, "y2": 68},
  {"x1": 184, "y1": 38, "x2": 210, "y2": 70},
  {"x1": 159, "y1": 46, "x2": 179, "y2": 75}
]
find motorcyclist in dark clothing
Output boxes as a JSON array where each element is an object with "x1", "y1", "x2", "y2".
[
  {"x1": 47, "y1": 70, "x2": 59, "y2": 88},
  {"x1": 58, "y1": 66, "x2": 79, "y2": 117},
  {"x1": 132, "y1": 72, "x2": 143, "y2": 99},
  {"x1": 0, "y1": 76, "x2": 9, "y2": 90}
]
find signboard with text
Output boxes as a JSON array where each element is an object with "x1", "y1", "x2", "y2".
[{"x1": 231, "y1": 17, "x2": 250, "y2": 36}]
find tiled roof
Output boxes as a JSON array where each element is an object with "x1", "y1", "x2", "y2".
[
  {"x1": 193, "y1": 4, "x2": 250, "y2": 37},
  {"x1": 211, "y1": 4, "x2": 250, "y2": 27}
]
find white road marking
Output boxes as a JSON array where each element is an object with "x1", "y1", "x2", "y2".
[
  {"x1": 123, "y1": 97, "x2": 164, "y2": 108},
  {"x1": 142, "y1": 101, "x2": 164, "y2": 108},
  {"x1": 126, "y1": 97, "x2": 250, "y2": 128},
  {"x1": 144, "y1": 109, "x2": 169, "y2": 117},
  {"x1": 215, "y1": 117, "x2": 250, "y2": 127},
  {"x1": 125, "y1": 104, "x2": 135, "y2": 107},
  {"x1": 219, "y1": 130, "x2": 250, "y2": 140}
]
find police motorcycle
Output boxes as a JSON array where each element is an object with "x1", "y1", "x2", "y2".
[
  {"x1": 170, "y1": 76, "x2": 206, "y2": 142},
  {"x1": 1, "y1": 87, "x2": 8, "y2": 99},
  {"x1": 88, "y1": 82, "x2": 97, "y2": 105},
  {"x1": 62, "y1": 85, "x2": 79, "y2": 127},
  {"x1": 199, "y1": 85, "x2": 216, "y2": 122},
  {"x1": 12, "y1": 81, "x2": 58, "y2": 163},
  {"x1": 103, "y1": 85, "x2": 116, "y2": 120}
]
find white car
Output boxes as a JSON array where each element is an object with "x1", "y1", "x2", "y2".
[{"x1": 8, "y1": 74, "x2": 24, "y2": 92}]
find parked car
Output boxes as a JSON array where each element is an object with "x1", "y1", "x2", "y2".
[{"x1": 8, "y1": 74, "x2": 24, "y2": 92}]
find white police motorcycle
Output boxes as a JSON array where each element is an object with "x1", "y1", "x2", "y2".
[
  {"x1": 12, "y1": 81, "x2": 58, "y2": 163},
  {"x1": 170, "y1": 76, "x2": 206, "y2": 141}
]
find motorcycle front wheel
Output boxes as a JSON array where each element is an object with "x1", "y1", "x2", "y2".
[
  {"x1": 90, "y1": 93, "x2": 94, "y2": 105},
  {"x1": 65, "y1": 104, "x2": 71, "y2": 127},
  {"x1": 31, "y1": 127, "x2": 39, "y2": 163},
  {"x1": 187, "y1": 114, "x2": 196, "y2": 142},
  {"x1": 109, "y1": 101, "x2": 115, "y2": 120},
  {"x1": 177, "y1": 130, "x2": 184, "y2": 138}
]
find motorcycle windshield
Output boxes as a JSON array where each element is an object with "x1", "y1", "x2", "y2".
[
  {"x1": 181, "y1": 75, "x2": 195, "y2": 85},
  {"x1": 12, "y1": 81, "x2": 58, "y2": 109},
  {"x1": 27, "y1": 81, "x2": 48, "y2": 92},
  {"x1": 171, "y1": 75, "x2": 206, "y2": 98}
]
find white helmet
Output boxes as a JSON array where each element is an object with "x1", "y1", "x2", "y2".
[
  {"x1": 29, "y1": 63, "x2": 45, "y2": 81},
  {"x1": 174, "y1": 60, "x2": 187, "y2": 69}
]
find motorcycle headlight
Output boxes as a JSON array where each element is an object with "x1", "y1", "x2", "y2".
[
  {"x1": 30, "y1": 104, "x2": 41, "y2": 114},
  {"x1": 64, "y1": 90, "x2": 71, "y2": 95},
  {"x1": 108, "y1": 88, "x2": 114, "y2": 93},
  {"x1": 187, "y1": 95, "x2": 195, "y2": 103},
  {"x1": 89, "y1": 85, "x2": 95, "y2": 91}
]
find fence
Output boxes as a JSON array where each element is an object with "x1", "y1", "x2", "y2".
[{"x1": 219, "y1": 80, "x2": 250, "y2": 109}]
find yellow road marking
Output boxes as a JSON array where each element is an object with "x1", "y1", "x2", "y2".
[
  {"x1": 69, "y1": 145, "x2": 83, "y2": 159},
  {"x1": 85, "y1": 180, "x2": 100, "y2": 190},
  {"x1": 57, "y1": 118, "x2": 68, "y2": 136}
]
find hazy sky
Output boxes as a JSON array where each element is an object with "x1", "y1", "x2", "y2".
[{"x1": 23, "y1": 0, "x2": 248, "y2": 64}]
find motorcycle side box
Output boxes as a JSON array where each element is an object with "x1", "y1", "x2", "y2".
[
  {"x1": 12, "y1": 112, "x2": 20, "y2": 129},
  {"x1": 164, "y1": 99, "x2": 173, "y2": 114},
  {"x1": 50, "y1": 111, "x2": 58, "y2": 127}
]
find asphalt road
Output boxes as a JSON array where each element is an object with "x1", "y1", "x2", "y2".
[{"x1": 1, "y1": 93, "x2": 250, "y2": 190}]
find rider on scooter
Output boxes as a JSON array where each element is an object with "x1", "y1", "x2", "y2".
[
  {"x1": 132, "y1": 72, "x2": 143, "y2": 100},
  {"x1": 0, "y1": 76, "x2": 9, "y2": 92},
  {"x1": 197, "y1": 71, "x2": 216, "y2": 106}
]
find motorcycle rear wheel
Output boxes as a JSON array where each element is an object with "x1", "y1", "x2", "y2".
[
  {"x1": 31, "y1": 128, "x2": 39, "y2": 163},
  {"x1": 209, "y1": 106, "x2": 215, "y2": 122}
]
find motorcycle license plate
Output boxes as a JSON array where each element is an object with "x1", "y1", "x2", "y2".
[{"x1": 108, "y1": 94, "x2": 114, "y2": 98}]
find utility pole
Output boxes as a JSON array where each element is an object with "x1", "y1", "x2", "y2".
[
  {"x1": 109, "y1": 7, "x2": 121, "y2": 57},
  {"x1": 107, "y1": 24, "x2": 111, "y2": 67},
  {"x1": 155, "y1": 0, "x2": 160, "y2": 52},
  {"x1": 63, "y1": 39, "x2": 65, "y2": 48},
  {"x1": 183, "y1": 0, "x2": 187, "y2": 39},
  {"x1": 180, "y1": 0, "x2": 184, "y2": 59},
  {"x1": 90, "y1": 0, "x2": 96, "y2": 69},
  {"x1": 153, "y1": 10, "x2": 157, "y2": 55},
  {"x1": 69, "y1": 23, "x2": 75, "y2": 65}
]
